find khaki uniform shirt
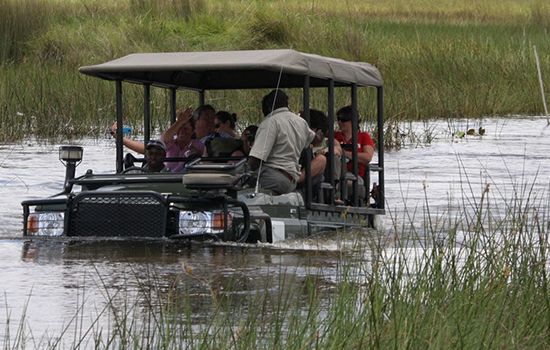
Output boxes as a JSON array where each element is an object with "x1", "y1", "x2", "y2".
[{"x1": 250, "y1": 107, "x2": 316, "y2": 180}]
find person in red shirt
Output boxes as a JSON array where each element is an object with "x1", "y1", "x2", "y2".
[{"x1": 334, "y1": 105, "x2": 375, "y2": 178}]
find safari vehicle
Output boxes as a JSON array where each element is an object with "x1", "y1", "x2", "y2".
[{"x1": 21, "y1": 49, "x2": 385, "y2": 242}]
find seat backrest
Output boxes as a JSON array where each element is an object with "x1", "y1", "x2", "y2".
[
  {"x1": 182, "y1": 172, "x2": 238, "y2": 187},
  {"x1": 206, "y1": 137, "x2": 243, "y2": 157}
]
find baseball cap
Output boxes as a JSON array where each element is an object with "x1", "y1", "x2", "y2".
[{"x1": 146, "y1": 139, "x2": 166, "y2": 152}]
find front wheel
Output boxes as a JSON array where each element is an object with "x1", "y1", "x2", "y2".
[{"x1": 224, "y1": 220, "x2": 250, "y2": 243}]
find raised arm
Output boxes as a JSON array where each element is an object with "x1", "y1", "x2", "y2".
[
  {"x1": 122, "y1": 138, "x2": 146, "y2": 154},
  {"x1": 111, "y1": 121, "x2": 145, "y2": 154}
]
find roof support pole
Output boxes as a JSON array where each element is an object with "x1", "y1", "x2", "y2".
[
  {"x1": 351, "y1": 84, "x2": 359, "y2": 207},
  {"x1": 303, "y1": 76, "x2": 312, "y2": 208},
  {"x1": 327, "y1": 80, "x2": 335, "y2": 205},
  {"x1": 115, "y1": 80, "x2": 123, "y2": 173},
  {"x1": 143, "y1": 83, "x2": 151, "y2": 145},
  {"x1": 198, "y1": 90, "x2": 205, "y2": 106},
  {"x1": 170, "y1": 88, "x2": 177, "y2": 124},
  {"x1": 377, "y1": 86, "x2": 385, "y2": 210}
]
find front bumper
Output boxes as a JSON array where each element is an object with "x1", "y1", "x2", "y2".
[{"x1": 22, "y1": 191, "x2": 250, "y2": 241}]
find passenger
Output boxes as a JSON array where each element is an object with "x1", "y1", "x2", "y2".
[
  {"x1": 248, "y1": 89, "x2": 317, "y2": 195},
  {"x1": 216, "y1": 125, "x2": 258, "y2": 157},
  {"x1": 240, "y1": 125, "x2": 258, "y2": 156},
  {"x1": 297, "y1": 110, "x2": 329, "y2": 192},
  {"x1": 221, "y1": 124, "x2": 257, "y2": 158},
  {"x1": 193, "y1": 104, "x2": 217, "y2": 142},
  {"x1": 161, "y1": 107, "x2": 204, "y2": 172},
  {"x1": 214, "y1": 111, "x2": 238, "y2": 138},
  {"x1": 111, "y1": 104, "x2": 215, "y2": 155},
  {"x1": 112, "y1": 105, "x2": 215, "y2": 172},
  {"x1": 203, "y1": 111, "x2": 242, "y2": 157},
  {"x1": 335, "y1": 105, "x2": 375, "y2": 178},
  {"x1": 297, "y1": 109, "x2": 343, "y2": 201},
  {"x1": 125, "y1": 139, "x2": 170, "y2": 173}
]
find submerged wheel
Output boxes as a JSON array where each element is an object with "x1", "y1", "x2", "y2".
[
  {"x1": 234, "y1": 221, "x2": 250, "y2": 243},
  {"x1": 235, "y1": 220, "x2": 269, "y2": 243}
]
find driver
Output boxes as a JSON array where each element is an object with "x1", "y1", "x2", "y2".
[{"x1": 126, "y1": 140, "x2": 170, "y2": 173}]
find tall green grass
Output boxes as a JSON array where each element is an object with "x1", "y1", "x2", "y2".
[
  {"x1": 0, "y1": 0, "x2": 51, "y2": 63},
  {"x1": 0, "y1": 0, "x2": 549, "y2": 141}
]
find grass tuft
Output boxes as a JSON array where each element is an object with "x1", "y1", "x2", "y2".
[{"x1": 246, "y1": 11, "x2": 293, "y2": 48}]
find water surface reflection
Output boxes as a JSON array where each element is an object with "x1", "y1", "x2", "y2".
[{"x1": 3, "y1": 238, "x2": 349, "y2": 340}]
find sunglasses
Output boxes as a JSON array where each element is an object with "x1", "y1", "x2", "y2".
[{"x1": 337, "y1": 118, "x2": 351, "y2": 122}]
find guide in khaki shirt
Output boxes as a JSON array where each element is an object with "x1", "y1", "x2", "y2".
[
  {"x1": 249, "y1": 89, "x2": 317, "y2": 195},
  {"x1": 250, "y1": 107, "x2": 316, "y2": 180}
]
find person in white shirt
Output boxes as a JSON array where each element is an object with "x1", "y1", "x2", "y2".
[{"x1": 248, "y1": 89, "x2": 316, "y2": 195}]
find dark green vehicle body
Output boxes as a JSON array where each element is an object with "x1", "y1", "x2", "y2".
[{"x1": 22, "y1": 49, "x2": 385, "y2": 242}]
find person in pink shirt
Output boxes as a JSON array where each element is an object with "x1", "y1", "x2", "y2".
[
  {"x1": 161, "y1": 107, "x2": 204, "y2": 172},
  {"x1": 112, "y1": 107, "x2": 208, "y2": 172}
]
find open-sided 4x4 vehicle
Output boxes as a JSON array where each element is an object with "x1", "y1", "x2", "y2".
[{"x1": 22, "y1": 49, "x2": 385, "y2": 242}]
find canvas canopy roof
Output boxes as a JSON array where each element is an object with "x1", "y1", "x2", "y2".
[{"x1": 79, "y1": 49, "x2": 382, "y2": 90}]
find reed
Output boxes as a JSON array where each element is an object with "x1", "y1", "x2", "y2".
[{"x1": 0, "y1": 0, "x2": 549, "y2": 141}]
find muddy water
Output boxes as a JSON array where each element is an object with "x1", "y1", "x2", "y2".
[{"x1": 1, "y1": 117, "x2": 549, "y2": 342}]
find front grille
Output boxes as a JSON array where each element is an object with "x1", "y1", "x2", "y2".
[{"x1": 67, "y1": 192, "x2": 167, "y2": 237}]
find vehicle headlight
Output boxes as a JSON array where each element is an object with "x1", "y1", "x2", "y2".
[
  {"x1": 178, "y1": 210, "x2": 232, "y2": 236},
  {"x1": 27, "y1": 212, "x2": 64, "y2": 236}
]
